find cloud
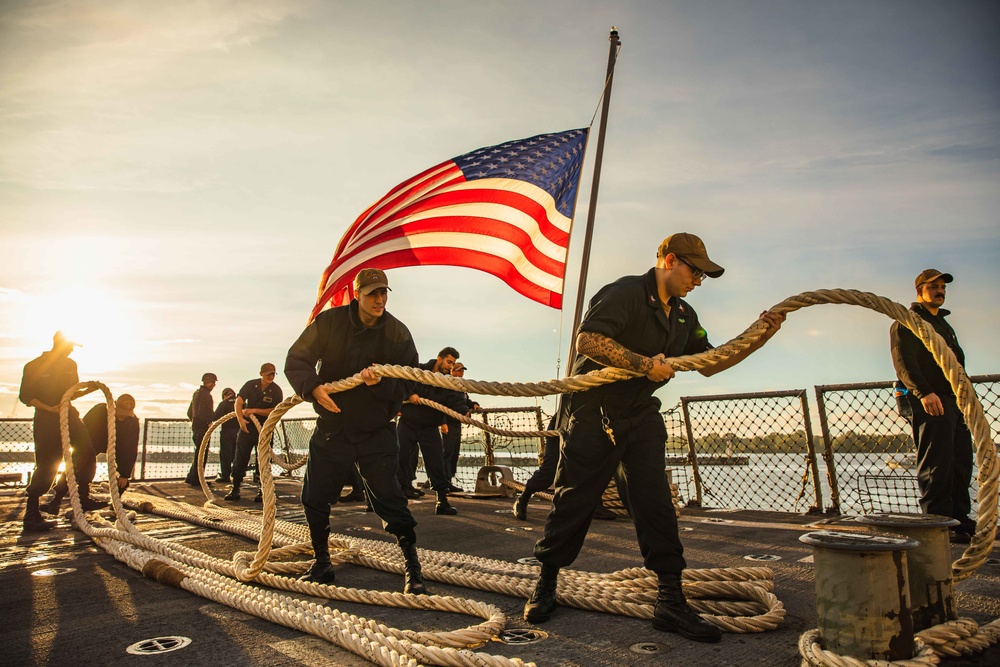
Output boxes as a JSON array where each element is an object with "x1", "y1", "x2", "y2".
[
  {"x1": 0, "y1": 0, "x2": 312, "y2": 192},
  {"x1": 0, "y1": 288, "x2": 30, "y2": 303},
  {"x1": 926, "y1": 143, "x2": 1000, "y2": 163}
]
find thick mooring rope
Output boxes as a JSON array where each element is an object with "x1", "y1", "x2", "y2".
[
  {"x1": 54, "y1": 288, "x2": 997, "y2": 666},
  {"x1": 256, "y1": 288, "x2": 997, "y2": 576}
]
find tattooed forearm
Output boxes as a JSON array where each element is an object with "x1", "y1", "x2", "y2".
[{"x1": 576, "y1": 332, "x2": 652, "y2": 373}]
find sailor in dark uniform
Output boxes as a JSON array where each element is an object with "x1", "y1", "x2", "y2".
[
  {"x1": 523, "y1": 233, "x2": 785, "y2": 643},
  {"x1": 225, "y1": 363, "x2": 283, "y2": 502},
  {"x1": 440, "y1": 362, "x2": 479, "y2": 492},
  {"x1": 185, "y1": 372, "x2": 216, "y2": 486},
  {"x1": 18, "y1": 331, "x2": 104, "y2": 531},
  {"x1": 284, "y1": 268, "x2": 427, "y2": 593},
  {"x1": 45, "y1": 394, "x2": 140, "y2": 514},
  {"x1": 213, "y1": 388, "x2": 239, "y2": 484}
]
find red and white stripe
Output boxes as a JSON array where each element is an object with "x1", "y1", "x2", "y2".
[{"x1": 310, "y1": 159, "x2": 573, "y2": 321}]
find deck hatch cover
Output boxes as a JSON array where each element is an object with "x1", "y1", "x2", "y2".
[
  {"x1": 630, "y1": 642, "x2": 669, "y2": 654},
  {"x1": 30, "y1": 567, "x2": 76, "y2": 577},
  {"x1": 498, "y1": 629, "x2": 547, "y2": 644},
  {"x1": 126, "y1": 636, "x2": 192, "y2": 655}
]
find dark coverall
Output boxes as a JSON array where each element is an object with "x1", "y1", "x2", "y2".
[
  {"x1": 284, "y1": 299, "x2": 420, "y2": 553},
  {"x1": 890, "y1": 302, "x2": 973, "y2": 523},
  {"x1": 19, "y1": 352, "x2": 93, "y2": 501},
  {"x1": 396, "y1": 360, "x2": 472, "y2": 494},
  {"x1": 185, "y1": 385, "x2": 214, "y2": 484},
  {"x1": 213, "y1": 397, "x2": 239, "y2": 481},
  {"x1": 442, "y1": 391, "x2": 478, "y2": 482},
  {"x1": 533, "y1": 268, "x2": 711, "y2": 576},
  {"x1": 55, "y1": 403, "x2": 140, "y2": 493},
  {"x1": 520, "y1": 414, "x2": 562, "y2": 496},
  {"x1": 231, "y1": 379, "x2": 284, "y2": 488}
]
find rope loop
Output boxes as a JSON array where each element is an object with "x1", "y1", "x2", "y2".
[{"x1": 50, "y1": 287, "x2": 997, "y2": 666}]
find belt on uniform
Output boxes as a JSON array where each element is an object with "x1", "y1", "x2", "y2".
[{"x1": 572, "y1": 402, "x2": 660, "y2": 446}]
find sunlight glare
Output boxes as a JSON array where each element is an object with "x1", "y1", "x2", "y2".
[{"x1": 25, "y1": 286, "x2": 138, "y2": 374}]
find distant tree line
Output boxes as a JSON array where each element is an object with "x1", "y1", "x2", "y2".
[{"x1": 666, "y1": 430, "x2": 913, "y2": 455}]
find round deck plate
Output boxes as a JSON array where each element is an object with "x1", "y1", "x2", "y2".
[
  {"x1": 126, "y1": 636, "x2": 192, "y2": 655},
  {"x1": 630, "y1": 642, "x2": 669, "y2": 654},
  {"x1": 499, "y1": 629, "x2": 547, "y2": 645},
  {"x1": 31, "y1": 567, "x2": 76, "y2": 577}
]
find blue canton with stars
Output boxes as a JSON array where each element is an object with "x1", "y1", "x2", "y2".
[{"x1": 452, "y1": 128, "x2": 589, "y2": 218}]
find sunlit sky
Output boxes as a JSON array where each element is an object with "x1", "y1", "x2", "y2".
[{"x1": 1, "y1": 0, "x2": 998, "y2": 420}]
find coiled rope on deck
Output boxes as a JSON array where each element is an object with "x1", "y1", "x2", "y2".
[
  {"x1": 56, "y1": 386, "x2": 534, "y2": 667},
  {"x1": 56, "y1": 288, "x2": 998, "y2": 666}
]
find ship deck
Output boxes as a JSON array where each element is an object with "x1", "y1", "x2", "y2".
[{"x1": 1, "y1": 478, "x2": 998, "y2": 667}]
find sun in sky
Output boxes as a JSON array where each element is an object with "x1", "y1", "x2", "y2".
[
  {"x1": 2, "y1": 233, "x2": 145, "y2": 375},
  {"x1": 17, "y1": 285, "x2": 139, "y2": 374}
]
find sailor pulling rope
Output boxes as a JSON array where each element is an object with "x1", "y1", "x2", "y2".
[{"x1": 51, "y1": 286, "x2": 998, "y2": 667}]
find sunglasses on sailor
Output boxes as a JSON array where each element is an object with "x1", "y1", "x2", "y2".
[{"x1": 677, "y1": 256, "x2": 706, "y2": 281}]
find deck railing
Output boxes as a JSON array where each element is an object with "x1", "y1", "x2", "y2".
[{"x1": 2, "y1": 375, "x2": 997, "y2": 517}]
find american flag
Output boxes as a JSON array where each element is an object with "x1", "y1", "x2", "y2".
[{"x1": 310, "y1": 128, "x2": 590, "y2": 321}]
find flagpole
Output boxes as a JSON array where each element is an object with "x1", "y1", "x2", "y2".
[{"x1": 566, "y1": 27, "x2": 621, "y2": 370}]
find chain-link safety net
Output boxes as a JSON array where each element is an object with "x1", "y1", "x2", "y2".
[
  {"x1": 678, "y1": 390, "x2": 823, "y2": 513},
  {"x1": 140, "y1": 418, "x2": 221, "y2": 479},
  {"x1": 414, "y1": 407, "x2": 545, "y2": 491},
  {"x1": 3, "y1": 378, "x2": 996, "y2": 520},
  {"x1": 662, "y1": 403, "x2": 692, "y2": 504},
  {"x1": 275, "y1": 418, "x2": 313, "y2": 477},
  {"x1": 134, "y1": 418, "x2": 313, "y2": 481},
  {"x1": 0, "y1": 419, "x2": 33, "y2": 486},
  {"x1": 815, "y1": 374, "x2": 1000, "y2": 515}
]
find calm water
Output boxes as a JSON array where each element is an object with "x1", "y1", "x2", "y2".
[{"x1": 2, "y1": 431, "x2": 980, "y2": 518}]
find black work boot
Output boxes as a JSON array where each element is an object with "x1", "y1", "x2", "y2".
[
  {"x1": 300, "y1": 559, "x2": 336, "y2": 585},
  {"x1": 300, "y1": 522, "x2": 336, "y2": 584},
  {"x1": 224, "y1": 483, "x2": 241, "y2": 501},
  {"x1": 79, "y1": 497, "x2": 108, "y2": 511},
  {"x1": 40, "y1": 490, "x2": 66, "y2": 515},
  {"x1": 435, "y1": 491, "x2": 457, "y2": 515},
  {"x1": 523, "y1": 563, "x2": 559, "y2": 623},
  {"x1": 23, "y1": 496, "x2": 55, "y2": 532},
  {"x1": 652, "y1": 573, "x2": 722, "y2": 643},
  {"x1": 78, "y1": 487, "x2": 107, "y2": 512},
  {"x1": 399, "y1": 540, "x2": 427, "y2": 595},
  {"x1": 512, "y1": 493, "x2": 530, "y2": 521}
]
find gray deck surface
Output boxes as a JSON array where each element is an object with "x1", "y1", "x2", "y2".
[{"x1": 1, "y1": 479, "x2": 998, "y2": 667}]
